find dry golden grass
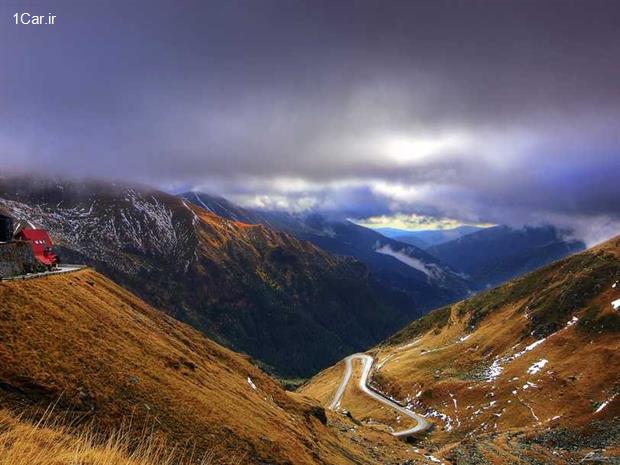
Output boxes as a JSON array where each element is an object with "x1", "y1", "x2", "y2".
[
  {"x1": 0, "y1": 408, "x2": 228, "y2": 465},
  {"x1": 0, "y1": 268, "x2": 420, "y2": 465}
]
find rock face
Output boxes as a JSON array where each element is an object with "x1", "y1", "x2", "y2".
[
  {"x1": 0, "y1": 242, "x2": 37, "y2": 277},
  {"x1": 0, "y1": 176, "x2": 414, "y2": 377}
]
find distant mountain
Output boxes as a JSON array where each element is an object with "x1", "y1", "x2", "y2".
[
  {"x1": 0, "y1": 177, "x2": 415, "y2": 378},
  {"x1": 302, "y1": 235, "x2": 620, "y2": 464},
  {"x1": 427, "y1": 224, "x2": 585, "y2": 289},
  {"x1": 183, "y1": 192, "x2": 473, "y2": 312},
  {"x1": 374, "y1": 225, "x2": 485, "y2": 249}
]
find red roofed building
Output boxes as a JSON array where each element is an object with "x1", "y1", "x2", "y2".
[{"x1": 15, "y1": 228, "x2": 59, "y2": 267}]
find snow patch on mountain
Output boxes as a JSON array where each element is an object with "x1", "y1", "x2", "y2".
[
  {"x1": 527, "y1": 359, "x2": 548, "y2": 375},
  {"x1": 483, "y1": 314, "x2": 582, "y2": 382},
  {"x1": 595, "y1": 394, "x2": 616, "y2": 413},
  {"x1": 0, "y1": 189, "x2": 195, "y2": 275},
  {"x1": 485, "y1": 358, "x2": 504, "y2": 381},
  {"x1": 423, "y1": 408, "x2": 454, "y2": 432}
]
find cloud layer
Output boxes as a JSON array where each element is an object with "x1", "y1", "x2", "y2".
[{"x1": 1, "y1": 0, "x2": 619, "y2": 244}]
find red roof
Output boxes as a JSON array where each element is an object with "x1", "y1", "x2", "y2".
[{"x1": 16, "y1": 228, "x2": 58, "y2": 266}]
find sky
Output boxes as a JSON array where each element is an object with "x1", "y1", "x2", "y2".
[
  {"x1": 1, "y1": 0, "x2": 619, "y2": 243},
  {"x1": 355, "y1": 214, "x2": 493, "y2": 232}
]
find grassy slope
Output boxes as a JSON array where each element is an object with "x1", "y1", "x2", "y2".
[
  {"x1": 0, "y1": 268, "x2": 418, "y2": 465},
  {"x1": 0, "y1": 409, "x2": 224, "y2": 465},
  {"x1": 301, "y1": 236, "x2": 620, "y2": 464}
]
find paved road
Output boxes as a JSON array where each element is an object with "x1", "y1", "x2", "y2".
[
  {"x1": 329, "y1": 353, "x2": 430, "y2": 437},
  {"x1": 1, "y1": 264, "x2": 87, "y2": 281}
]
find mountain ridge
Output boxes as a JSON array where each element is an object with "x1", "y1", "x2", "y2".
[
  {"x1": 183, "y1": 191, "x2": 473, "y2": 312},
  {"x1": 427, "y1": 224, "x2": 585, "y2": 290}
]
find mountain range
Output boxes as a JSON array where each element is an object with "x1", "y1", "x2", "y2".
[
  {"x1": 0, "y1": 176, "x2": 616, "y2": 464},
  {"x1": 0, "y1": 177, "x2": 413, "y2": 378},
  {"x1": 0, "y1": 178, "x2": 587, "y2": 382},
  {"x1": 183, "y1": 191, "x2": 585, "y2": 302},
  {"x1": 1, "y1": 209, "x2": 616, "y2": 464},
  {"x1": 427, "y1": 224, "x2": 585, "y2": 290},
  {"x1": 183, "y1": 192, "x2": 473, "y2": 312},
  {"x1": 374, "y1": 225, "x2": 485, "y2": 249}
]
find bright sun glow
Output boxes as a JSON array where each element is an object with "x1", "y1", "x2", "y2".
[
  {"x1": 380, "y1": 132, "x2": 471, "y2": 163},
  {"x1": 355, "y1": 213, "x2": 494, "y2": 231}
]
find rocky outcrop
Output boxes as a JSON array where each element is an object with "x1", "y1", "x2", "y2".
[{"x1": 0, "y1": 242, "x2": 37, "y2": 278}]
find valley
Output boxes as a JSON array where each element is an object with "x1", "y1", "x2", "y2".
[
  {"x1": 2, "y1": 2, "x2": 618, "y2": 463},
  {"x1": 302, "y1": 235, "x2": 620, "y2": 464},
  {"x1": 0, "y1": 267, "x2": 425, "y2": 465},
  {"x1": 183, "y1": 192, "x2": 473, "y2": 312},
  {"x1": 184, "y1": 192, "x2": 585, "y2": 306},
  {"x1": 0, "y1": 177, "x2": 616, "y2": 464}
]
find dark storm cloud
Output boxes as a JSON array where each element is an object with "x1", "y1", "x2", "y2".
[{"x1": 1, "y1": 0, "x2": 619, "y2": 242}]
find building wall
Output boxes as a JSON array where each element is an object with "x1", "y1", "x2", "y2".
[{"x1": 0, "y1": 242, "x2": 37, "y2": 278}]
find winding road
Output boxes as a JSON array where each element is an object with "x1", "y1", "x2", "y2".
[{"x1": 329, "y1": 354, "x2": 430, "y2": 437}]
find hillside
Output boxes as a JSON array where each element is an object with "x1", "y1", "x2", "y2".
[
  {"x1": 0, "y1": 408, "x2": 203, "y2": 465},
  {"x1": 0, "y1": 268, "x2": 426, "y2": 465},
  {"x1": 0, "y1": 177, "x2": 413, "y2": 378},
  {"x1": 427, "y1": 225, "x2": 585, "y2": 290},
  {"x1": 301, "y1": 236, "x2": 620, "y2": 464},
  {"x1": 183, "y1": 192, "x2": 472, "y2": 312}
]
